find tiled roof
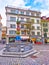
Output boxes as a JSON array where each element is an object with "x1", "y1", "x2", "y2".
[{"x1": 41, "y1": 16, "x2": 49, "y2": 22}]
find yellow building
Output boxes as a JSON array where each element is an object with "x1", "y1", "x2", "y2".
[{"x1": 41, "y1": 16, "x2": 49, "y2": 43}]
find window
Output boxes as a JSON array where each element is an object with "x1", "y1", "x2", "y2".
[
  {"x1": 27, "y1": 31, "x2": 30, "y2": 34},
  {"x1": 37, "y1": 20, "x2": 39, "y2": 23},
  {"x1": 37, "y1": 26, "x2": 40, "y2": 30},
  {"x1": 31, "y1": 13, "x2": 34, "y2": 16},
  {"x1": 44, "y1": 33, "x2": 47, "y2": 37},
  {"x1": 10, "y1": 17, "x2": 16, "y2": 21},
  {"x1": 20, "y1": 11, "x2": 24, "y2": 14},
  {"x1": 11, "y1": 9, "x2": 19, "y2": 14},
  {"x1": 16, "y1": 10, "x2": 19, "y2": 14},
  {"x1": 21, "y1": 25, "x2": 24, "y2": 28},
  {"x1": 32, "y1": 26, "x2": 35, "y2": 30},
  {"x1": 26, "y1": 18, "x2": 30, "y2": 21},
  {"x1": 36, "y1": 13, "x2": 40, "y2": 16},
  {"x1": 26, "y1": 12, "x2": 29, "y2": 15},
  {"x1": 43, "y1": 23, "x2": 48, "y2": 27},
  {"x1": 20, "y1": 17, "x2": 24, "y2": 21},
  {"x1": 31, "y1": 19, "x2": 34, "y2": 23},
  {"x1": 43, "y1": 28, "x2": 48, "y2": 32},
  {"x1": 32, "y1": 32, "x2": 35, "y2": 35},
  {"x1": 10, "y1": 24, "x2": 16, "y2": 28},
  {"x1": 11, "y1": 9, "x2": 16, "y2": 13},
  {"x1": 21, "y1": 31, "x2": 25, "y2": 34},
  {"x1": 9, "y1": 30, "x2": 16, "y2": 34},
  {"x1": 37, "y1": 32, "x2": 40, "y2": 35}
]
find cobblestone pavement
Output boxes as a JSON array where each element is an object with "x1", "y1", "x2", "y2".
[
  {"x1": 0, "y1": 44, "x2": 6, "y2": 50},
  {"x1": 30, "y1": 44, "x2": 49, "y2": 65},
  {"x1": 33, "y1": 44, "x2": 49, "y2": 50},
  {"x1": 0, "y1": 57, "x2": 40, "y2": 65},
  {"x1": 0, "y1": 44, "x2": 49, "y2": 65}
]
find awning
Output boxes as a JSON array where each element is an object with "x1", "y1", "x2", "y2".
[
  {"x1": 31, "y1": 38, "x2": 36, "y2": 41},
  {"x1": 21, "y1": 36, "x2": 29, "y2": 39}
]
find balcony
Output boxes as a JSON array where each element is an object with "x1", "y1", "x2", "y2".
[
  {"x1": 6, "y1": 12, "x2": 41, "y2": 18},
  {"x1": 31, "y1": 26, "x2": 35, "y2": 30},
  {"x1": 21, "y1": 26, "x2": 30, "y2": 30},
  {"x1": 20, "y1": 21, "x2": 26, "y2": 23}
]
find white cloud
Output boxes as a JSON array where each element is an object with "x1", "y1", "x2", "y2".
[
  {"x1": 41, "y1": 9, "x2": 49, "y2": 17},
  {"x1": 1, "y1": 0, "x2": 49, "y2": 26},
  {"x1": 6, "y1": 0, "x2": 31, "y2": 9},
  {"x1": 6, "y1": 0, "x2": 26, "y2": 7}
]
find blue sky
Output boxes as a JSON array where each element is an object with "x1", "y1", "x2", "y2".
[{"x1": 0, "y1": 0, "x2": 49, "y2": 26}]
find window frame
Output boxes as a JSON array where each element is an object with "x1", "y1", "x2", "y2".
[
  {"x1": 32, "y1": 32, "x2": 35, "y2": 35},
  {"x1": 10, "y1": 17, "x2": 16, "y2": 21},
  {"x1": 10, "y1": 24, "x2": 16, "y2": 28},
  {"x1": 37, "y1": 32, "x2": 40, "y2": 35},
  {"x1": 37, "y1": 20, "x2": 39, "y2": 23},
  {"x1": 9, "y1": 30, "x2": 16, "y2": 34}
]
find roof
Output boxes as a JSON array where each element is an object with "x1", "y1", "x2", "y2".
[
  {"x1": 46, "y1": 17, "x2": 49, "y2": 20},
  {"x1": 41, "y1": 16, "x2": 49, "y2": 22},
  {"x1": 5, "y1": 6, "x2": 41, "y2": 14},
  {"x1": 41, "y1": 16, "x2": 46, "y2": 19}
]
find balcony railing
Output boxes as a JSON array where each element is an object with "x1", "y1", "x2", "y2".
[{"x1": 6, "y1": 12, "x2": 41, "y2": 18}]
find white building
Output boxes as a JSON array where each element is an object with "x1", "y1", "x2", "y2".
[{"x1": 5, "y1": 6, "x2": 41, "y2": 43}]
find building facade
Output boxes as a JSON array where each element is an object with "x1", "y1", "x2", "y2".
[
  {"x1": 41, "y1": 16, "x2": 49, "y2": 43},
  {"x1": 5, "y1": 6, "x2": 41, "y2": 43},
  {"x1": 0, "y1": 15, "x2": 2, "y2": 43}
]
